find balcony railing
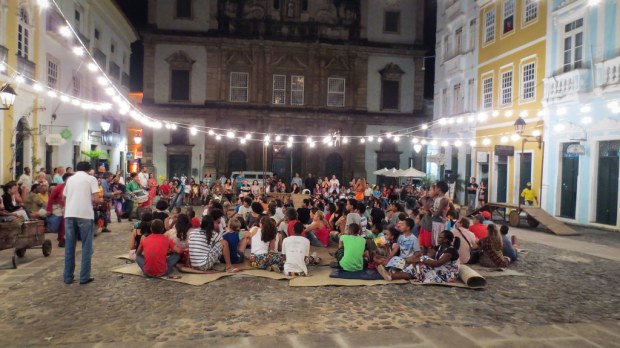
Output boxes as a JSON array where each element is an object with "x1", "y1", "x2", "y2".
[
  {"x1": 17, "y1": 55, "x2": 36, "y2": 80},
  {"x1": 93, "y1": 48, "x2": 107, "y2": 70},
  {"x1": 109, "y1": 62, "x2": 120, "y2": 80},
  {"x1": 544, "y1": 69, "x2": 590, "y2": 102},
  {"x1": 596, "y1": 55, "x2": 620, "y2": 88}
]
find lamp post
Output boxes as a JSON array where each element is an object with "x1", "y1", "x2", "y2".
[
  {"x1": 513, "y1": 116, "x2": 543, "y2": 210},
  {"x1": 0, "y1": 83, "x2": 17, "y2": 110}
]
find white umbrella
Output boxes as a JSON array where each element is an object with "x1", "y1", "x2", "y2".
[
  {"x1": 384, "y1": 168, "x2": 406, "y2": 177},
  {"x1": 373, "y1": 167, "x2": 389, "y2": 175},
  {"x1": 401, "y1": 167, "x2": 426, "y2": 178}
]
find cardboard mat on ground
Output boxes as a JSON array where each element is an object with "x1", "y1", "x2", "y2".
[
  {"x1": 289, "y1": 267, "x2": 408, "y2": 287},
  {"x1": 410, "y1": 264, "x2": 487, "y2": 289},
  {"x1": 111, "y1": 263, "x2": 233, "y2": 286},
  {"x1": 470, "y1": 265, "x2": 527, "y2": 278}
]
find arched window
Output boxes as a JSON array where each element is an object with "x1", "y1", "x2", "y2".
[
  {"x1": 18, "y1": 7, "x2": 30, "y2": 59},
  {"x1": 379, "y1": 63, "x2": 404, "y2": 111}
]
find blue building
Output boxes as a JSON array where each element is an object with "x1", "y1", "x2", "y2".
[{"x1": 542, "y1": 0, "x2": 620, "y2": 228}]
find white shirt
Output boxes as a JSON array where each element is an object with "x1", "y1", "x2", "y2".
[
  {"x1": 282, "y1": 235, "x2": 310, "y2": 275},
  {"x1": 63, "y1": 171, "x2": 99, "y2": 219},
  {"x1": 237, "y1": 205, "x2": 252, "y2": 221},
  {"x1": 138, "y1": 172, "x2": 148, "y2": 188},
  {"x1": 329, "y1": 179, "x2": 340, "y2": 189},
  {"x1": 18, "y1": 174, "x2": 32, "y2": 191},
  {"x1": 251, "y1": 228, "x2": 270, "y2": 255}
]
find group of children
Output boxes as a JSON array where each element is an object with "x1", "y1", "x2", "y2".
[{"x1": 127, "y1": 186, "x2": 519, "y2": 282}]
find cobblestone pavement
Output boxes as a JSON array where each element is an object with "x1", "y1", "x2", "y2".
[{"x1": 0, "y1": 218, "x2": 618, "y2": 347}]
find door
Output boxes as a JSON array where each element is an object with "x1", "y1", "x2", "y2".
[
  {"x1": 168, "y1": 154, "x2": 190, "y2": 180},
  {"x1": 325, "y1": 153, "x2": 343, "y2": 183},
  {"x1": 496, "y1": 159, "x2": 508, "y2": 203},
  {"x1": 560, "y1": 143, "x2": 579, "y2": 219},
  {"x1": 45, "y1": 145, "x2": 53, "y2": 173},
  {"x1": 596, "y1": 141, "x2": 620, "y2": 225},
  {"x1": 519, "y1": 153, "x2": 532, "y2": 200},
  {"x1": 479, "y1": 163, "x2": 489, "y2": 204},
  {"x1": 15, "y1": 118, "x2": 27, "y2": 178}
]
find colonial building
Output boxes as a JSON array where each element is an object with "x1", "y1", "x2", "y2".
[
  {"x1": 139, "y1": 0, "x2": 427, "y2": 183},
  {"x1": 542, "y1": 0, "x2": 620, "y2": 228},
  {"x1": 474, "y1": 0, "x2": 547, "y2": 206},
  {"x1": 431, "y1": 0, "x2": 479, "y2": 204},
  {"x1": 0, "y1": 0, "x2": 137, "y2": 182}
]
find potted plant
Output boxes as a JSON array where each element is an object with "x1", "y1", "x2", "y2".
[{"x1": 81, "y1": 149, "x2": 108, "y2": 169}]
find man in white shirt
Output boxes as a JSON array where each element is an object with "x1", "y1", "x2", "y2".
[
  {"x1": 329, "y1": 175, "x2": 340, "y2": 190},
  {"x1": 282, "y1": 222, "x2": 320, "y2": 275},
  {"x1": 63, "y1": 161, "x2": 100, "y2": 285},
  {"x1": 18, "y1": 167, "x2": 33, "y2": 192},
  {"x1": 138, "y1": 167, "x2": 149, "y2": 190}
]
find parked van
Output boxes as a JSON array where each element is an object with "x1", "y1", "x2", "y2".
[{"x1": 230, "y1": 171, "x2": 274, "y2": 187}]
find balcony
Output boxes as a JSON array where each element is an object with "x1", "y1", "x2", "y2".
[
  {"x1": 109, "y1": 62, "x2": 120, "y2": 80},
  {"x1": 17, "y1": 55, "x2": 36, "y2": 80},
  {"x1": 94, "y1": 48, "x2": 107, "y2": 69},
  {"x1": 596, "y1": 55, "x2": 620, "y2": 90},
  {"x1": 544, "y1": 69, "x2": 590, "y2": 103},
  {"x1": 445, "y1": 0, "x2": 464, "y2": 22},
  {"x1": 122, "y1": 72, "x2": 130, "y2": 89}
]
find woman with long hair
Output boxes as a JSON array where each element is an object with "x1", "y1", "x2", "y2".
[
  {"x1": 249, "y1": 216, "x2": 285, "y2": 272},
  {"x1": 188, "y1": 214, "x2": 240, "y2": 272},
  {"x1": 147, "y1": 173, "x2": 158, "y2": 207},
  {"x1": 479, "y1": 224, "x2": 511, "y2": 268}
]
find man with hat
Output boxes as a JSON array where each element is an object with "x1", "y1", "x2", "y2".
[{"x1": 520, "y1": 182, "x2": 538, "y2": 206}]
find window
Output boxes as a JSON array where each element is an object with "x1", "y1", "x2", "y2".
[
  {"x1": 94, "y1": 29, "x2": 100, "y2": 40},
  {"x1": 272, "y1": 74, "x2": 286, "y2": 104},
  {"x1": 563, "y1": 19, "x2": 584, "y2": 73},
  {"x1": 230, "y1": 72, "x2": 249, "y2": 102},
  {"x1": 170, "y1": 70, "x2": 190, "y2": 101},
  {"x1": 455, "y1": 27, "x2": 463, "y2": 54},
  {"x1": 483, "y1": 77, "x2": 493, "y2": 109},
  {"x1": 301, "y1": 0, "x2": 308, "y2": 12},
  {"x1": 453, "y1": 83, "x2": 462, "y2": 114},
  {"x1": 384, "y1": 11, "x2": 400, "y2": 33},
  {"x1": 17, "y1": 7, "x2": 29, "y2": 59},
  {"x1": 171, "y1": 127, "x2": 190, "y2": 145},
  {"x1": 327, "y1": 77, "x2": 345, "y2": 107},
  {"x1": 500, "y1": 71, "x2": 513, "y2": 105},
  {"x1": 382, "y1": 80, "x2": 399, "y2": 110},
  {"x1": 485, "y1": 8, "x2": 496, "y2": 43},
  {"x1": 443, "y1": 36, "x2": 449, "y2": 60},
  {"x1": 72, "y1": 72, "x2": 81, "y2": 97},
  {"x1": 46, "y1": 9, "x2": 63, "y2": 33},
  {"x1": 291, "y1": 75, "x2": 304, "y2": 105},
  {"x1": 524, "y1": 0, "x2": 538, "y2": 24},
  {"x1": 110, "y1": 43, "x2": 116, "y2": 55},
  {"x1": 467, "y1": 78, "x2": 475, "y2": 111},
  {"x1": 469, "y1": 19, "x2": 476, "y2": 50},
  {"x1": 74, "y1": 9, "x2": 82, "y2": 32},
  {"x1": 442, "y1": 88, "x2": 448, "y2": 115},
  {"x1": 503, "y1": 0, "x2": 515, "y2": 34},
  {"x1": 521, "y1": 62, "x2": 535, "y2": 101},
  {"x1": 176, "y1": 0, "x2": 192, "y2": 19},
  {"x1": 47, "y1": 59, "x2": 58, "y2": 89}
]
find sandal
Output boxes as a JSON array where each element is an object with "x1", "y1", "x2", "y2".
[{"x1": 226, "y1": 267, "x2": 241, "y2": 273}]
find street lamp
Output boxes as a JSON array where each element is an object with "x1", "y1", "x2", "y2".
[
  {"x1": 134, "y1": 131, "x2": 142, "y2": 144},
  {"x1": 513, "y1": 116, "x2": 544, "y2": 210},
  {"x1": 100, "y1": 120, "x2": 111, "y2": 132},
  {"x1": 0, "y1": 83, "x2": 17, "y2": 110}
]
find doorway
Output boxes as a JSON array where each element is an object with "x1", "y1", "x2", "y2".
[
  {"x1": 325, "y1": 153, "x2": 343, "y2": 183},
  {"x1": 15, "y1": 118, "x2": 29, "y2": 178},
  {"x1": 518, "y1": 152, "x2": 532, "y2": 201},
  {"x1": 596, "y1": 140, "x2": 620, "y2": 225},
  {"x1": 560, "y1": 143, "x2": 579, "y2": 219},
  {"x1": 168, "y1": 154, "x2": 191, "y2": 180},
  {"x1": 496, "y1": 157, "x2": 508, "y2": 203}
]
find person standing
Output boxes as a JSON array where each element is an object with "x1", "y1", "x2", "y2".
[
  {"x1": 291, "y1": 173, "x2": 303, "y2": 190},
  {"x1": 18, "y1": 167, "x2": 33, "y2": 192},
  {"x1": 466, "y1": 177, "x2": 478, "y2": 212},
  {"x1": 63, "y1": 162, "x2": 100, "y2": 285},
  {"x1": 125, "y1": 173, "x2": 142, "y2": 221},
  {"x1": 53, "y1": 166, "x2": 65, "y2": 184},
  {"x1": 304, "y1": 173, "x2": 316, "y2": 191},
  {"x1": 520, "y1": 182, "x2": 538, "y2": 206},
  {"x1": 138, "y1": 167, "x2": 149, "y2": 190},
  {"x1": 48, "y1": 173, "x2": 73, "y2": 247}
]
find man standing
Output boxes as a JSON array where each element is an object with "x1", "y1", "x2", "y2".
[
  {"x1": 466, "y1": 177, "x2": 478, "y2": 212},
  {"x1": 138, "y1": 167, "x2": 149, "y2": 190},
  {"x1": 304, "y1": 173, "x2": 316, "y2": 191},
  {"x1": 53, "y1": 166, "x2": 65, "y2": 184},
  {"x1": 18, "y1": 167, "x2": 33, "y2": 192},
  {"x1": 63, "y1": 162, "x2": 100, "y2": 285},
  {"x1": 520, "y1": 182, "x2": 538, "y2": 206},
  {"x1": 291, "y1": 173, "x2": 303, "y2": 190},
  {"x1": 125, "y1": 173, "x2": 142, "y2": 221}
]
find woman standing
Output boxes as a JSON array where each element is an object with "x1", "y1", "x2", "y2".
[{"x1": 147, "y1": 173, "x2": 158, "y2": 207}]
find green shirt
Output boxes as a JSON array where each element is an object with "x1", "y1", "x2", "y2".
[
  {"x1": 339, "y1": 235, "x2": 366, "y2": 272},
  {"x1": 126, "y1": 181, "x2": 140, "y2": 193}
]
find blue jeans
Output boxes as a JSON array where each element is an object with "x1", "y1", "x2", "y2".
[
  {"x1": 136, "y1": 253, "x2": 181, "y2": 277},
  {"x1": 306, "y1": 231, "x2": 325, "y2": 247},
  {"x1": 64, "y1": 217, "x2": 94, "y2": 283}
]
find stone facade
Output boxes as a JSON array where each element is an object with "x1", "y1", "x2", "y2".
[{"x1": 140, "y1": 0, "x2": 427, "y2": 183}]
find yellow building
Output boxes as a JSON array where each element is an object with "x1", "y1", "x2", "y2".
[
  {"x1": 475, "y1": 0, "x2": 547, "y2": 205},
  {"x1": 1, "y1": 0, "x2": 42, "y2": 183}
]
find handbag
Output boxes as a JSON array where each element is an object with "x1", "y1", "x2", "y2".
[{"x1": 456, "y1": 227, "x2": 480, "y2": 264}]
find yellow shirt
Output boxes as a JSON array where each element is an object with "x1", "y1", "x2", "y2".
[{"x1": 521, "y1": 188, "x2": 537, "y2": 201}]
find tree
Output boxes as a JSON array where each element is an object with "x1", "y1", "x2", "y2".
[{"x1": 81, "y1": 149, "x2": 108, "y2": 168}]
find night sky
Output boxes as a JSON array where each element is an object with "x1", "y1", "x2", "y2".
[{"x1": 114, "y1": 0, "x2": 436, "y2": 98}]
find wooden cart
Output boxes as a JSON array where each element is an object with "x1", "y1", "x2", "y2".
[{"x1": 0, "y1": 220, "x2": 52, "y2": 269}]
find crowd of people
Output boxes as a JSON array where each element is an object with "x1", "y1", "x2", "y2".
[{"x1": 126, "y1": 170, "x2": 520, "y2": 281}]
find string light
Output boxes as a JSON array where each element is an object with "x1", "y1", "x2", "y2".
[
  {"x1": 500, "y1": 136, "x2": 508, "y2": 143},
  {"x1": 15, "y1": 75, "x2": 25, "y2": 84},
  {"x1": 504, "y1": 110, "x2": 513, "y2": 118},
  {"x1": 532, "y1": 130, "x2": 541, "y2": 137},
  {"x1": 393, "y1": 136, "x2": 400, "y2": 142},
  {"x1": 377, "y1": 137, "x2": 383, "y2": 143},
  {"x1": 72, "y1": 47, "x2": 84, "y2": 56},
  {"x1": 360, "y1": 138, "x2": 366, "y2": 144},
  {"x1": 511, "y1": 134, "x2": 520, "y2": 141},
  {"x1": 240, "y1": 138, "x2": 247, "y2": 145},
  {"x1": 190, "y1": 127, "x2": 198, "y2": 136},
  {"x1": 421, "y1": 124, "x2": 428, "y2": 130},
  {"x1": 581, "y1": 116, "x2": 592, "y2": 125},
  {"x1": 412, "y1": 138, "x2": 419, "y2": 144},
  {"x1": 226, "y1": 131, "x2": 235, "y2": 138},
  {"x1": 367, "y1": 136, "x2": 374, "y2": 142},
  {"x1": 342, "y1": 137, "x2": 349, "y2": 144},
  {"x1": 492, "y1": 111, "x2": 499, "y2": 117},
  {"x1": 469, "y1": 140, "x2": 477, "y2": 147},
  {"x1": 483, "y1": 138, "x2": 491, "y2": 146},
  {"x1": 275, "y1": 135, "x2": 282, "y2": 141},
  {"x1": 288, "y1": 136, "x2": 294, "y2": 142},
  {"x1": 216, "y1": 135, "x2": 222, "y2": 141},
  {"x1": 287, "y1": 142, "x2": 292, "y2": 148}
]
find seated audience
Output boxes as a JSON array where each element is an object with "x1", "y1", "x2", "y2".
[
  {"x1": 136, "y1": 219, "x2": 184, "y2": 277},
  {"x1": 302, "y1": 208, "x2": 329, "y2": 247},
  {"x1": 479, "y1": 224, "x2": 511, "y2": 268},
  {"x1": 451, "y1": 217, "x2": 479, "y2": 264},
  {"x1": 188, "y1": 214, "x2": 240, "y2": 272},
  {"x1": 282, "y1": 222, "x2": 321, "y2": 276},
  {"x1": 335, "y1": 224, "x2": 367, "y2": 272},
  {"x1": 469, "y1": 214, "x2": 488, "y2": 240},
  {"x1": 249, "y1": 216, "x2": 285, "y2": 272},
  {"x1": 500, "y1": 225, "x2": 518, "y2": 263}
]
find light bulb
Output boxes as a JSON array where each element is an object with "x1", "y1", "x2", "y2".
[
  {"x1": 519, "y1": 111, "x2": 528, "y2": 117},
  {"x1": 245, "y1": 133, "x2": 252, "y2": 140},
  {"x1": 500, "y1": 136, "x2": 508, "y2": 143},
  {"x1": 71, "y1": 99, "x2": 81, "y2": 106},
  {"x1": 208, "y1": 129, "x2": 215, "y2": 136},
  {"x1": 33, "y1": 83, "x2": 42, "y2": 91},
  {"x1": 448, "y1": 118, "x2": 455, "y2": 125},
  {"x1": 504, "y1": 110, "x2": 513, "y2": 117},
  {"x1": 171, "y1": 124, "x2": 177, "y2": 130},
  {"x1": 342, "y1": 137, "x2": 349, "y2": 144},
  {"x1": 511, "y1": 134, "x2": 520, "y2": 141},
  {"x1": 467, "y1": 116, "x2": 475, "y2": 123},
  {"x1": 47, "y1": 90, "x2": 57, "y2": 98},
  {"x1": 60, "y1": 95, "x2": 70, "y2": 102},
  {"x1": 456, "y1": 117, "x2": 464, "y2": 124},
  {"x1": 532, "y1": 130, "x2": 541, "y2": 137},
  {"x1": 377, "y1": 137, "x2": 383, "y2": 143},
  {"x1": 306, "y1": 137, "x2": 313, "y2": 144},
  {"x1": 580, "y1": 105, "x2": 591, "y2": 113},
  {"x1": 264, "y1": 134, "x2": 271, "y2": 141},
  {"x1": 430, "y1": 140, "x2": 437, "y2": 146},
  {"x1": 190, "y1": 127, "x2": 198, "y2": 135},
  {"x1": 368, "y1": 136, "x2": 374, "y2": 142},
  {"x1": 477, "y1": 112, "x2": 488, "y2": 121},
  {"x1": 483, "y1": 138, "x2": 491, "y2": 146},
  {"x1": 360, "y1": 138, "x2": 366, "y2": 144},
  {"x1": 37, "y1": 0, "x2": 49, "y2": 9},
  {"x1": 328, "y1": 141, "x2": 334, "y2": 147},
  {"x1": 469, "y1": 140, "x2": 477, "y2": 147},
  {"x1": 554, "y1": 124, "x2": 566, "y2": 133},
  {"x1": 15, "y1": 75, "x2": 25, "y2": 84},
  {"x1": 105, "y1": 87, "x2": 115, "y2": 96},
  {"x1": 439, "y1": 118, "x2": 447, "y2": 126},
  {"x1": 88, "y1": 62, "x2": 98, "y2": 71},
  {"x1": 413, "y1": 144, "x2": 422, "y2": 153},
  {"x1": 287, "y1": 142, "x2": 292, "y2": 148},
  {"x1": 412, "y1": 138, "x2": 419, "y2": 144},
  {"x1": 97, "y1": 76, "x2": 108, "y2": 86},
  {"x1": 216, "y1": 135, "x2": 222, "y2": 141},
  {"x1": 73, "y1": 47, "x2": 84, "y2": 56},
  {"x1": 240, "y1": 138, "x2": 247, "y2": 145},
  {"x1": 309, "y1": 142, "x2": 316, "y2": 148},
  {"x1": 441, "y1": 141, "x2": 449, "y2": 147},
  {"x1": 492, "y1": 111, "x2": 500, "y2": 117},
  {"x1": 386, "y1": 133, "x2": 393, "y2": 138},
  {"x1": 393, "y1": 136, "x2": 400, "y2": 142},
  {"x1": 226, "y1": 131, "x2": 235, "y2": 138},
  {"x1": 275, "y1": 135, "x2": 282, "y2": 141},
  {"x1": 454, "y1": 140, "x2": 462, "y2": 147},
  {"x1": 323, "y1": 135, "x2": 330, "y2": 144},
  {"x1": 288, "y1": 136, "x2": 294, "y2": 142},
  {"x1": 421, "y1": 124, "x2": 428, "y2": 130},
  {"x1": 59, "y1": 25, "x2": 71, "y2": 38}
]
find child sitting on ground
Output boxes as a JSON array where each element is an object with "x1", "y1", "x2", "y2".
[
  {"x1": 250, "y1": 217, "x2": 285, "y2": 272},
  {"x1": 500, "y1": 225, "x2": 518, "y2": 263},
  {"x1": 222, "y1": 218, "x2": 247, "y2": 265},
  {"x1": 335, "y1": 224, "x2": 367, "y2": 272},
  {"x1": 136, "y1": 219, "x2": 185, "y2": 277},
  {"x1": 128, "y1": 212, "x2": 153, "y2": 260},
  {"x1": 373, "y1": 226, "x2": 401, "y2": 267},
  {"x1": 282, "y1": 222, "x2": 321, "y2": 276}
]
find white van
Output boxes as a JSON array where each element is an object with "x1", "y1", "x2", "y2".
[{"x1": 231, "y1": 171, "x2": 274, "y2": 187}]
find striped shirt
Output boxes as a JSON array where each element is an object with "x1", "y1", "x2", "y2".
[{"x1": 188, "y1": 229, "x2": 222, "y2": 268}]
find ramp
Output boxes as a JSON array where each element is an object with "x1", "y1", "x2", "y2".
[{"x1": 521, "y1": 207, "x2": 579, "y2": 236}]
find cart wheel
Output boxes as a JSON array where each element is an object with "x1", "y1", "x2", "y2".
[
  {"x1": 42, "y1": 240, "x2": 52, "y2": 257},
  {"x1": 11, "y1": 255, "x2": 17, "y2": 269},
  {"x1": 509, "y1": 210, "x2": 520, "y2": 227},
  {"x1": 527, "y1": 216, "x2": 540, "y2": 228},
  {"x1": 15, "y1": 248, "x2": 27, "y2": 258}
]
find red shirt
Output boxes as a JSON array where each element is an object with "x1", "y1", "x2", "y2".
[
  {"x1": 160, "y1": 184, "x2": 170, "y2": 196},
  {"x1": 140, "y1": 234, "x2": 176, "y2": 277},
  {"x1": 191, "y1": 217, "x2": 200, "y2": 228},
  {"x1": 287, "y1": 219, "x2": 299, "y2": 237},
  {"x1": 469, "y1": 224, "x2": 488, "y2": 240},
  {"x1": 47, "y1": 183, "x2": 65, "y2": 213}
]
